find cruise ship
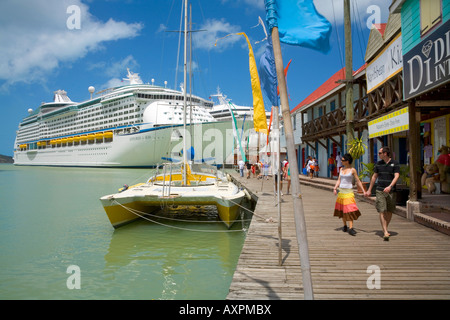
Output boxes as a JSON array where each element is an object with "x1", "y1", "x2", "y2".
[
  {"x1": 208, "y1": 89, "x2": 273, "y2": 164},
  {"x1": 13, "y1": 70, "x2": 236, "y2": 167},
  {"x1": 209, "y1": 88, "x2": 271, "y2": 122}
]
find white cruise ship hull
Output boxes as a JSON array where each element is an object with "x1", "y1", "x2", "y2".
[{"x1": 14, "y1": 121, "x2": 236, "y2": 167}]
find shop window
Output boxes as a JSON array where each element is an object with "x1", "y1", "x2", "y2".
[
  {"x1": 330, "y1": 100, "x2": 335, "y2": 112},
  {"x1": 398, "y1": 138, "x2": 407, "y2": 164},
  {"x1": 420, "y1": 0, "x2": 442, "y2": 36}
]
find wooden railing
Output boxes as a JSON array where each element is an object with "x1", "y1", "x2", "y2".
[{"x1": 301, "y1": 73, "x2": 403, "y2": 141}]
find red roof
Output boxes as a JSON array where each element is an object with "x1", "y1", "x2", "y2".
[
  {"x1": 373, "y1": 23, "x2": 387, "y2": 36},
  {"x1": 292, "y1": 64, "x2": 366, "y2": 113}
]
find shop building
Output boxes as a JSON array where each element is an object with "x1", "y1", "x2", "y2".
[
  {"x1": 290, "y1": 65, "x2": 368, "y2": 179},
  {"x1": 391, "y1": 0, "x2": 450, "y2": 219}
]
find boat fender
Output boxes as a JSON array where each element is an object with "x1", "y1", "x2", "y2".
[
  {"x1": 119, "y1": 184, "x2": 129, "y2": 192},
  {"x1": 243, "y1": 189, "x2": 251, "y2": 200},
  {"x1": 226, "y1": 174, "x2": 232, "y2": 182}
]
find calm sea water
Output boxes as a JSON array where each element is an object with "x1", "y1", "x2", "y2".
[{"x1": 0, "y1": 164, "x2": 251, "y2": 300}]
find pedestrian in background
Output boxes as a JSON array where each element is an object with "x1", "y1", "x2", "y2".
[
  {"x1": 365, "y1": 146, "x2": 400, "y2": 241},
  {"x1": 328, "y1": 154, "x2": 336, "y2": 178},
  {"x1": 283, "y1": 160, "x2": 291, "y2": 194},
  {"x1": 333, "y1": 153, "x2": 365, "y2": 236},
  {"x1": 307, "y1": 156, "x2": 315, "y2": 179},
  {"x1": 336, "y1": 152, "x2": 342, "y2": 173},
  {"x1": 313, "y1": 157, "x2": 319, "y2": 177},
  {"x1": 245, "y1": 161, "x2": 251, "y2": 179},
  {"x1": 238, "y1": 159, "x2": 245, "y2": 177}
]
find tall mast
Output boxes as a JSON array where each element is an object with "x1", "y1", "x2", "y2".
[
  {"x1": 182, "y1": 0, "x2": 188, "y2": 185},
  {"x1": 189, "y1": 4, "x2": 193, "y2": 139}
]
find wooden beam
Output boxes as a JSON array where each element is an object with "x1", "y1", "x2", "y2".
[
  {"x1": 305, "y1": 141, "x2": 316, "y2": 151},
  {"x1": 317, "y1": 139, "x2": 327, "y2": 150},
  {"x1": 416, "y1": 100, "x2": 450, "y2": 107},
  {"x1": 408, "y1": 100, "x2": 421, "y2": 203},
  {"x1": 329, "y1": 136, "x2": 342, "y2": 147}
]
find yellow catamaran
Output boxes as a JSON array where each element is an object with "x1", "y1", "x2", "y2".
[
  {"x1": 100, "y1": 162, "x2": 246, "y2": 228},
  {"x1": 100, "y1": 0, "x2": 246, "y2": 229}
]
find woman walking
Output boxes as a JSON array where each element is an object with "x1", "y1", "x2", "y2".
[{"x1": 333, "y1": 153, "x2": 365, "y2": 236}]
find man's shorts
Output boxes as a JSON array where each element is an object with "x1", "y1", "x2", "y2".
[{"x1": 375, "y1": 190, "x2": 396, "y2": 213}]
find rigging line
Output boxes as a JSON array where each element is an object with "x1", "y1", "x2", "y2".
[
  {"x1": 125, "y1": 169, "x2": 157, "y2": 188},
  {"x1": 331, "y1": 0, "x2": 344, "y2": 70},
  {"x1": 175, "y1": 1, "x2": 184, "y2": 90},
  {"x1": 112, "y1": 200, "x2": 247, "y2": 232},
  {"x1": 195, "y1": 0, "x2": 212, "y2": 98},
  {"x1": 219, "y1": 196, "x2": 272, "y2": 222},
  {"x1": 160, "y1": 0, "x2": 177, "y2": 85}
]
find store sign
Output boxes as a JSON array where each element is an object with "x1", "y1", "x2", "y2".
[
  {"x1": 368, "y1": 107, "x2": 409, "y2": 138},
  {"x1": 403, "y1": 19, "x2": 450, "y2": 100},
  {"x1": 366, "y1": 34, "x2": 403, "y2": 93}
]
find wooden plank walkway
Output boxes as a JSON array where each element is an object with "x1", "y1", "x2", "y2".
[{"x1": 227, "y1": 172, "x2": 450, "y2": 300}]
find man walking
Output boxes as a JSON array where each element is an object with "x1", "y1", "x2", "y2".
[{"x1": 365, "y1": 146, "x2": 400, "y2": 241}]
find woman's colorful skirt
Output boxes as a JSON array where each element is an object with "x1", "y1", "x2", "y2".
[{"x1": 334, "y1": 188, "x2": 361, "y2": 220}]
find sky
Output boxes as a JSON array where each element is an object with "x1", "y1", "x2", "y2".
[{"x1": 0, "y1": 0, "x2": 391, "y2": 156}]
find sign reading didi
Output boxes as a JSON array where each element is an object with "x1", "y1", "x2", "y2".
[{"x1": 403, "y1": 19, "x2": 450, "y2": 100}]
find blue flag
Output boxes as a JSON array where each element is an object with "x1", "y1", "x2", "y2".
[
  {"x1": 265, "y1": 0, "x2": 332, "y2": 53},
  {"x1": 259, "y1": 35, "x2": 278, "y2": 106}
]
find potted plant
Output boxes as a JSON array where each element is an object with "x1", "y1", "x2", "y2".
[{"x1": 347, "y1": 137, "x2": 367, "y2": 161}]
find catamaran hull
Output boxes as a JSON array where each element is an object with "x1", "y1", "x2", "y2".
[{"x1": 100, "y1": 189, "x2": 245, "y2": 228}]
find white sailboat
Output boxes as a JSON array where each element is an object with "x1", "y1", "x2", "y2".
[{"x1": 100, "y1": 0, "x2": 246, "y2": 229}]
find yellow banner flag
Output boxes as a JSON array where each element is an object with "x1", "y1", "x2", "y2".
[
  {"x1": 215, "y1": 33, "x2": 268, "y2": 134},
  {"x1": 237, "y1": 32, "x2": 268, "y2": 134}
]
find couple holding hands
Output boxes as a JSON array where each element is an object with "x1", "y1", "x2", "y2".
[{"x1": 333, "y1": 147, "x2": 400, "y2": 241}]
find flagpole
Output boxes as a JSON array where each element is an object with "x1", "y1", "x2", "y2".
[
  {"x1": 271, "y1": 26, "x2": 314, "y2": 300},
  {"x1": 273, "y1": 105, "x2": 282, "y2": 266},
  {"x1": 344, "y1": 0, "x2": 354, "y2": 147}
]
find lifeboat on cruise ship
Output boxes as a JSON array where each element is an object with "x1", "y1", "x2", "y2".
[
  {"x1": 87, "y1": 134, "x2": 95, "y2": 141},
  {"x1": 95, "y1": 133, "x2": 104, "y2": 141},
  {"x1": 104, "y1": 131, "x2": 113, "y2": 143},
  {"x1": 104, "y1": 131, "x2": 113, "y2": 139}
]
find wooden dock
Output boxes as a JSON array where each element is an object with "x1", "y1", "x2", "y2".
[{"x1": 227, "y1": 172, "x2": 450, "y2": 300}]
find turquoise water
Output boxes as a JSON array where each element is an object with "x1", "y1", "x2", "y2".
[{"x1": 0, "y1": 164, "x2": 251, "y2": 300}]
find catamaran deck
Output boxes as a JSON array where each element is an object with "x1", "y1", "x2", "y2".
[{"x1": 227, "y1": 172, "x2": 450, "y2": 300}]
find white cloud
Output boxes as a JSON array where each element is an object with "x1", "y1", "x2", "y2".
[
  {"x1": 220, "y1": 0, "x2": 265, "y2": 11},
  {"x1": 90, "y1": 55, "x2": 140, "y2": 90},
  {"x1": 194, "y1": 18, "x2": 242, "y2": 51},
  {"x1": 0, "y1": 0, "x2": 142, "y2": 87},
  {"x1": 102, "y1": 78, "x2": 126, "y2": 90},
  {"x1": 106, "y1": 55, "x2": 139, "y2": 78}
]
